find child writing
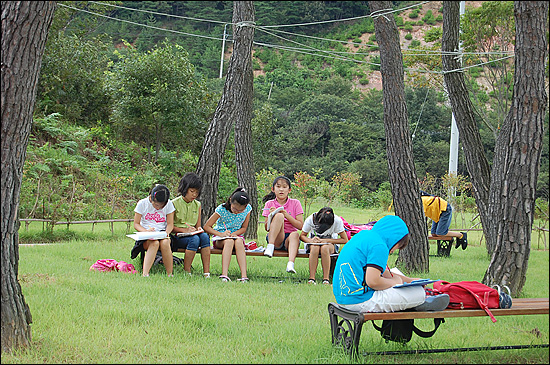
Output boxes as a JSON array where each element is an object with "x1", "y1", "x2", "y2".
[
  {"x1": 131, "y1": 184, "x2": 175, "y2": 277},
  {"x1": 203, "y1": 187, "x2": 252, "y2": 282},
  {"x1": 170, "y1": 172, "x2": 211, "y2": 277},
  {"x1": 300, "y1": 207, "x2": 348, "y2": 285},
  {"x1": 421, "y1": 191, "x2": 467, "y2": 250},
  {"x1": 333, "y1": 215, "x2": 450, "y2": 312},
  {"x1": 261, "y1": 176, "x2": 304, "y2": 274}
]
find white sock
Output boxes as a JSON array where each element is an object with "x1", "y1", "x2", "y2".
[
  {"x1": 286, "y1": 261, "x2": 296, "y2": 273},
  {"x1": 264, "y1": 243, "x2": 275, "y2": 257}
]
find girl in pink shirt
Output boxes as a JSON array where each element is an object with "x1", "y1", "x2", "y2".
[{"x1": 261, "y1": 176, "x2": 304, "y2": 274}]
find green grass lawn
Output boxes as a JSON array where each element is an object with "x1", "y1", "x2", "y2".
[{"x1": 5, "y1": 206, "x2": 549, "y2": 364}]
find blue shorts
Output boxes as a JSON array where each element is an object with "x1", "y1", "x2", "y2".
[
  {"x1": 170, "y1": 232, "x2": 210, "y2": 252},
  {"x1": 431, "y1": 205, "x2": 453, "y2": 236},
  {"x1": 265, "y1": 232, "x2": 291, "y2": 251}
]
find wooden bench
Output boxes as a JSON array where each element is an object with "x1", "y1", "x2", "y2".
[
  {"x1": 428, "y1": 235, "x2": 455, "y2": 257},
  {"x1": 139, "y1": 245, "x2": 340, "y2": 281},
  {"x1": 328, "y1": 297, "x2": 549, "y2": 357}
]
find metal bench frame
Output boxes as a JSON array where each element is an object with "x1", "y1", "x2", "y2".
[{"x1": 328, "y1": 298, "x2": 549, "y2": 357}]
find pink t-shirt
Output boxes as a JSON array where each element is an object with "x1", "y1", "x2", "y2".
[{"x1": 262, "y1": 198, "x2": 304, "y2": 233}]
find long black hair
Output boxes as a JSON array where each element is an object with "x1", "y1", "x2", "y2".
[
  {"x1": 178, "y1": 172, "x2": 202, "y2": 197},
  {"x1": 222, "y1": 187, "x2": 250, "y2": 211},
  {"x1": 313, "y1": 207, "x2": 335, "y2": 235},
  {"x1": 262, "y1": 175, "x2": 292, "y2": 203}
]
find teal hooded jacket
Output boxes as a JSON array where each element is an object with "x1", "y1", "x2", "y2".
[{"x1": 332, "y1": 215, "x2": 409, "y2": 305}]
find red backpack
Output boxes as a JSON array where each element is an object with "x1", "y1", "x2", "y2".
[{"x1": 433, "y1": 280, "x2": 500, "y2": 322}]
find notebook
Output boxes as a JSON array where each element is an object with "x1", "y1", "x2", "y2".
[{"x1": 393, "y1": 279, "x2": 438, "y2": 288}]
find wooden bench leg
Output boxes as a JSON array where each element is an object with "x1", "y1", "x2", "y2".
[
  {"x1": 437, "y1": 239, "x2": 452, "y2": 257},
  {"x1": 329, "y1": 254, "x2": 338, "y2": 283},
  {"x1": 328, "y1": 302, "x2": 365, "y2": 358}
]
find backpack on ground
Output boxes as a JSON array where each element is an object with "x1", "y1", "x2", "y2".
[
  {"x1": 372, "y1": 318, "x2": 445, "y2": 343},
  {"x1": 433, "y1": 280, "x2": 500, "y2": 322}
]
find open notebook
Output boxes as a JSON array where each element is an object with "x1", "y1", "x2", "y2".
[
  {"x1": 176, "y1": 227, "x2": 204, "y2": 237},
  {"x1": 266, "y1": 206, "x2": 284, "y2": 230},
  {"x1": 126, "y1": 231, "x2": 168, "y2": 241},
  {"x1": 393, "y1": 279, "x2": 438, "y2": 288}
]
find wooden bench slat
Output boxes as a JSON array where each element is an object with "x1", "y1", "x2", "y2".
[
  {"x1": 428, "y1": 235, "x2": 454, "y2": 241},
  {"x1": 355, "y1": 298, "x2": 549, "y2": 320},
  {"x1": 329, "y1": 298, "x2": 549, "y2": 357},
  {"x1": 177, "y1": 247, "x2": 311, "y2": 258}
]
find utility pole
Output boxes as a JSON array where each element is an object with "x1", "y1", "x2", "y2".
[{"x1": 219, "y1": 23, "x2": 229, "y2": 78}]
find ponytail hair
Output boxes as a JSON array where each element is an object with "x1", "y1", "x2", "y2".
[
  {"x1": 262, "y1": 175, "x2": 291, "y2": 203},
  {"x1": 151, "y1": 184, "x2": 170, "y2": 203},
  {"x1": 222, "y1": 187, "x2": 250, "y2": 211}
]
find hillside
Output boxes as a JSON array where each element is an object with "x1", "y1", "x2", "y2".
[{"x1": 242, "y1": 1, "x2": 484, "y2": 92}]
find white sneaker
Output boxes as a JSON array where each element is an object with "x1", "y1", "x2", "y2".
[
  {"x1": 286, "y1": 261, "x2": 296, "y2": 274},
  {"x1": 203, "y1": 273, "x2": 211, "y2": 278},
  {"x1": 264, "y1": 243, "x2": 275, "y2": 258}
]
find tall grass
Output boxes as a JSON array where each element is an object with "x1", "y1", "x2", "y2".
[{"x1": 5, "y1": 206, "x2": 549, "y2": 364}]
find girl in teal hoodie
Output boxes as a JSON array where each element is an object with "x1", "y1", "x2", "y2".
[{"x1": 332, "y1": 215, "x2": 426, "y2": 312}]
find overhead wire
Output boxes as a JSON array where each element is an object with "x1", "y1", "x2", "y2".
[
  {"x1": 59, "y1": 1, "x2": 514, "y2": 75},
  {"x1": 57, "y1": 3, "x2": 224, "y2": 41},
  {"x1": 88, "y1": 1, "x2": 229, "y2": 25}
]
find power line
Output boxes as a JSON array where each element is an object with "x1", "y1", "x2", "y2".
[
  {"x1": 57, "y1": 3, "x2": 224, "y2": 41},
  {"x1": 89, "y1": 1, "x2": 229, "y2": 25},
  {"x1": 59, "y1": 2, "x2": 514, "y2": 76}
]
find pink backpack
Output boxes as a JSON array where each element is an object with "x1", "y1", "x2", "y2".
[
  {"x1": 341, "y1": 217, "x2": 376, "y2": 239},
  {"x1": 90, "y1": 259, "x2": 137, "y2": 274}
]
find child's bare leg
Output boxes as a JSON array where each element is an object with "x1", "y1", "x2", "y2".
[
  {"x1": 200, "y1": 246, "x2": 211, "y2": 274},
  {"x1": 320, "y1": 244, "x2": 335, "y2": 281},
  {"x1": 234, "y1": 238, "x2": 247, "y2": 278},
  {"x1": 221, "y1": 239, "x2": 234, "y2": 276},
  {"x1": 142, "y1": 240, "x2": 159, "y2": 276},
  {"x1": 183, "y1": 250, "x2": 196, "y2": 273},
  {"x1": 286, "y1": 231, "x2": 300, "y2": 263},
  {"x1": 268, "y1": 213, "x2": 285, "y2": 245},
  {"x1": 308, "y1": 245, "x2": 320, "y2": 280},
  {"x1": 159, "y1": 238, "x2": 173, "y2": 275}
]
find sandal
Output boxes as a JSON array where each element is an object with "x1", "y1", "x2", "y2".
[
  {"x1": 322, "y1": 279, "x2": 330, "y2": 285},
  {"x1": 219, "y1": 275, "x2": 231, "y2": 282},
  {"x1": 307, "y1": 278, "x2": 317, "y2": 285},
  {"x1": 237, "y1": 277, "x2": 249, "y2": 282}
]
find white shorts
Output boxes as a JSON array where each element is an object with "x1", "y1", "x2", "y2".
[{"x1": 341, "y1": 285, "x2": 425, "y2": 313}]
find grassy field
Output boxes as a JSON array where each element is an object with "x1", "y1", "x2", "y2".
[{"x1": 4, "y1": 205, "x2": 549, "y2": 363}]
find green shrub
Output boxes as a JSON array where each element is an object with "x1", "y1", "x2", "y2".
[{"x1": 405, "y1": 33, "x2": 413, "y2": 41}]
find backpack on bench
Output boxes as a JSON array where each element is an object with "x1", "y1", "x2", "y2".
[
  {"x1": 433, "y1": 280, "x2": 500, "y2": 322},
  {"x1": 372, "y1": 318, "x2": 445, "y2": 343}
]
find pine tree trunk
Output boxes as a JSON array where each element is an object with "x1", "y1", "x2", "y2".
[
  {"x1": 483, "y1": 1, "x2": 548, "y2": 295},
  {"x1": 232, "y1": 2, "x2": 258, "y2": 240},
  {"x1": 196, "y1": 1, "x2": 256, "y2": 224},
  {"x1": 1, "y1": 1, "x2": 56, "y2": 352},
  {"x1": 443, "y1": 1, "x2": 548, "y2": 295},
  {"x1": 442, "y1": 1, "x2": 492, "y2": 245},
  {"x1": 369, "y1": 1, "x2": 429, "y2": 272}
]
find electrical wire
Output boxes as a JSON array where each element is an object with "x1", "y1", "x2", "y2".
[
  {"x1": 57, "y1": 3, "x2": 224, "y2": 41},
  {"x1": 59, "y1": 2, "x2": 514, "y2": 75},
  {"x1": 89, "y1": 1, "x2": 229, "y2": 25}
]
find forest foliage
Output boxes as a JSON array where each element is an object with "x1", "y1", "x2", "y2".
[{"x1": 22, "y1": 1, "x2": 549, "y2": 227}]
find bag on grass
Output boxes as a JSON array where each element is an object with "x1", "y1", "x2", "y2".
[
  {"x1": 90, "y1": 259, "x2": 118, "y2": 272},
  {"x1": 372, "y1": 318, "x2": 445, "y2": 343},
  {"x1": 116, "y1": 261, "x2": 137, "y2": 274},
  {"x1": 433, "y1": 280, "x2": 499, "y2": 322},
  {"x1": 90, "y1": 259, "x2": 137, "y2": 274}
]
